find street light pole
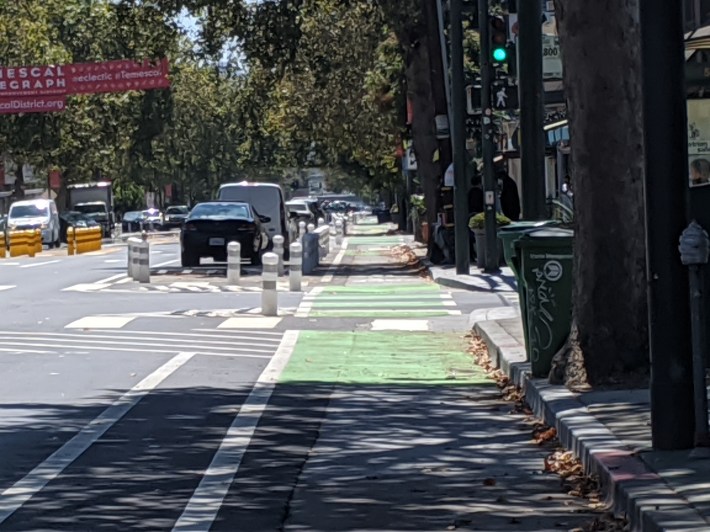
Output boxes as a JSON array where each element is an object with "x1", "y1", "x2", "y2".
[
  {"x1": 641, "y1": 0, "x2": 696, "y2": 449},
  {"x1": 479, "y1": 0, "x2": 499, "y2": 273},
  {"x1": 518, "y1": 0, "x2": 546, "y2": 220},
  {"x1": 450, "y1": 0, "x2": 471, "y2": 275}
]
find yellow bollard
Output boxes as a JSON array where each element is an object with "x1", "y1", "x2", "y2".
[
  {"x1": 0, "y1": 231, "x2": 5, "y2": 259},
  {"x1": 67, "y1": 227, "x2": 75, "y2": 256},
  {"x1": 27, "y1": 231, "x2": 36, "y2": 258},
  {"x1": 34, "y1": 229, "x2": 42, "y2": 255},
  {"x1": 9, "y1": 231, "x2": 27, "y2": 258}
]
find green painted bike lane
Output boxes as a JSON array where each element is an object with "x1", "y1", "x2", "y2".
[
  {"x1": 280, "y1": 330, "x2": 488, "y2": 385},
  {"x1": 307, "y1": 282, "x2": 460, "y2": 318}
]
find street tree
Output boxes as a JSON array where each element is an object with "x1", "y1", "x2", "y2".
[{"x1": 551, "y1": 0, "x2": 649, "y2": 384}]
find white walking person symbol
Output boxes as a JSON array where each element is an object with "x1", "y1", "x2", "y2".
[{"x1": 496, "y1": 87, "x2": 507, "y2": 108}]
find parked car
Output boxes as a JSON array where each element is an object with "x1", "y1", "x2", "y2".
[
  {"x1": 6, "y1": 199, "x2": 61, "y2": 248},
  {"x1": 142, "y1": 208, "x2": 163, "y2": 231},
  {"x1": 286, "y1": 200, "x2": 316, "y2": 225},
  {"x1": 180, "y1": 201, "x2": 270, "y2": 267},
  {"x1": 217, "y1": 182, "x2": 297, "y2": 255},
  {"x1": 162, "y1": 205, "x2": 190, "y2": 229},
  {"x1": 59, "y1": 211, "x2": 101, "y2": 243},
  {"x1": 121, "y1": 211, "x2": 146, "y2": 233}
]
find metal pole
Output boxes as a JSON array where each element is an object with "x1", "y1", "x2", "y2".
[
  {"x1": 689, "y1": 265, "x2": 710, "y2": 445},
  {"x1": 479, "y1": 0, "x2": 499, "y2": 273},
  {"x1": 518, "y1": 0, "x2": 546, "y2": 220},
  {"x1": 436, "y1": 0, "x2": 453, "y2": 128},
  {"x1": 451, "y1": 0, "x2": 471, "y2": 275},
  {"x1": 641, "y1": 0, "x2": 695, "y2": 450}
]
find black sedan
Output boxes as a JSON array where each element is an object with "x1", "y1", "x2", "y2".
[
  {"x1": 163, "y1": 205, "x2": 189, "y2": 229},
  {"x1": 180, "y1": 201, "x2": 270, "y2": 267},
  {"x1": 59, "y1": 211, "x2": 101, "y2": 243}
]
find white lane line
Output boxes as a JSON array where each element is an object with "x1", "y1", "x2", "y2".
[
  {"x1": 19, "y1": 260, "x2": 61, "y2": 269},
  {"x1": 321, "y1": 239, "x2": 348, "y2": 285},
  {"x1": 0, "y1": 329, "x2": 284, "y2": 341},
  {"x1": 0, "y1": 286, "x2": 15, "y2": 292},
  {"x1": 0, "y1": 262, "x2": 20, "y2": 266},
  {"x1": 93, "y1": 272, "x2": 128, "y2": 285},
  {"x1": 0, "y1": 340, "x2": 272, "y2": 359},
  {"x1": 173, "y1": 331, "x2": 299, "y2": 532},
  {"x1": 65, "y1": 316, "x2": 136, "y2": 329},
  {"x1": 0, "y1": 337, "x2": 276, "y2": 355},
  {"x1": 295, "y1": 286, "x2": 323, "y2": 318},
  {"x1": 0, "y1": 347, "x2": 56, "y2": 354},
  {"x1": 0, "y1": 352, "x2": 196, "y2": 524}
]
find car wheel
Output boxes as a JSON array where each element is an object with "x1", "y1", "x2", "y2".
[{"x1": 181, "y1": 250, "x2": 199, "y2": 267}]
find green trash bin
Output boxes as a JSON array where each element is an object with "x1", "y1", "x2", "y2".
[
  {"x1": 516, "y1": 228, "x2": 574, "y2": 378},
  {"x1": 498, "y1": 221, "x2": 560, "y2": 355}
]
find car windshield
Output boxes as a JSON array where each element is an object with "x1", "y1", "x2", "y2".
[
  {"x1": 166, "y1": 206, "x2": 188, "y2": 215},
  {"x1": 189, "y1": 203, "x2": 251, "y2": 220},
  {"x1": 75, "y1": 204, "x2": 106, "y2": 215},
  {"x1": 123, "y1": 212, "x2": 143, "y2": 221},
  {"x1": 9, "y1": 204, "x2": 48, "y2": 218}
]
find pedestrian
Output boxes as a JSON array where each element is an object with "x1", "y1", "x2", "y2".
[
  {"x1": 561, "y1": 174, "x2": 573, "y2": 197},
  {"x1": 497, "y1": 170, "x2": 520, "y2": 221},
  {"x1": 690, "y1": 158, "x2": 710, "y2": 186},
  {"x1": 468, "y1": 176, "x2": 484, "y2": 216}
]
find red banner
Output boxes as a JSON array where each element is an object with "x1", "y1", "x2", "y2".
[
  {"x1": 0, "y1": 59, "x2": 169, "y2": 112},
  {"x1": 68, "y1": 58, "x2": 170, "y2": 94},
  {"x1": 0, "y1": 95, "x2": 66, "y2": 114},
  {"x1": 49, "y1": 168, "x2": 62, "y2": 190}
]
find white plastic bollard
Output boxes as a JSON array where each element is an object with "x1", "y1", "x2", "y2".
[
  {"x1": 289, "y1": 242, "x2": 302, "y2": 292},
  {"x1": 272, "y1": 235, "x2": 285, "y2": 276},
  {"x1": 317, "y1": 217, "x2": 325, "y2": 227},
  {"x1": 127, "y1": 241, "x2": 134, "y2": 279},
  {"x1": 335, "y1": 220, "x2": 344, "y2": 247},
  {"x1": 261, "y1": 252, "x2": 279, "y2": 316},
  {"x1": 135, "y1": 238, "x2": 150, "y2": 283},
  {"x1": 227, "y1": 241, "x2": 241, "y2": 284},
  {"x1": 307, "y1": 223, "x2": 315, "y2": 235},
  {"x1": 298, "y1": 221, "x2": 307, "y2": 241}
]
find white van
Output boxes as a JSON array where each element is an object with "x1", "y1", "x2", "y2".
[
  {"x1": 7, "y1": 199, "x2": 60, "y2": 248},
  {"x1": 217, "y1": 182, "x2": 297, "y2": 249}
]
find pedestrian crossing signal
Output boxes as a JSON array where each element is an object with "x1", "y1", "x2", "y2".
[{"x1": 492, "y1": 47, "x2": 508, "y2": 62}]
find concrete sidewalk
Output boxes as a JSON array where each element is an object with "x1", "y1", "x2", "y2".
[{"x1": 422, "y1": 248, "x2": 710, "y2": 531}]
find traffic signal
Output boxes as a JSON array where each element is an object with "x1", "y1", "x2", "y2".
[{"x1": 489, "y1": 16, "x2": 508, "y2": 65}]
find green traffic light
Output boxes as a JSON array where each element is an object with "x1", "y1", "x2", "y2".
[{"x1": 492, "y1": 47, "x2": 508, "y2": 62}]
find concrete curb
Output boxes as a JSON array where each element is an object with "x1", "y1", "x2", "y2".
[
  {"x1": 473, "y1": 318, "x2": 709, "y2": 532},
  {"x1": 419, "y1": 255, "x2": 519, "y2": 295}
]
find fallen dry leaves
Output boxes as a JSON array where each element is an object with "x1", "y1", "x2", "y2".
[{"x1": 467, "y1": 333, "x2": 629, "y2": 531}]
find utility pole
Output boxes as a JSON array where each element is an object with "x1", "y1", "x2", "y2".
[
  {"x1": 450, "y1": 0, "x2": 471, "y2": 274},
  {"x1": 641, "y1": 0, "x2": 696, "y2": 449},
  {"x1": 517, "y1": 0, "x2": 546, "y2": 220},
  {"x1": 479, "y1": 0, "x2": 499, "y2": 273}
]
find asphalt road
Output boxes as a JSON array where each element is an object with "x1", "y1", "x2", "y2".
[{"x1": 0, "y1": 232, "x2": 596, "y2": 531}]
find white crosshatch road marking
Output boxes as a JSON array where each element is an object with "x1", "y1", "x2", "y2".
[
  {"x1": 218, "y1": 317, "x2": 282, "y2": 329},
  {"x1": 65, "y1": 316, "x2": 136, "y2": 329},
  {"x1": 0, "y1": 285, "x2": 15, "y2": 291}
]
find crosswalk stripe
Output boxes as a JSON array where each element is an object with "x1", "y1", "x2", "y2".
[
  {"x1": 0, "y1": 339, "x2": 275, "y2": 357},
  {"x1": 66, "y1": 316, "x2": 135, "y2": 329}
]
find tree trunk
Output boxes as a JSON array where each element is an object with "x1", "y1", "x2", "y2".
[
  {"x1": 554, "y1": 0, "x2": 649, "y2": 383},
  {"x1": 12, "y1": 159, "x2": 24, "y2": 201}
]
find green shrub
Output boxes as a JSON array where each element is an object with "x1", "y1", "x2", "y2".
[{"x1": 468, "y1": 212, "x2": 511, "y2": 230}]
